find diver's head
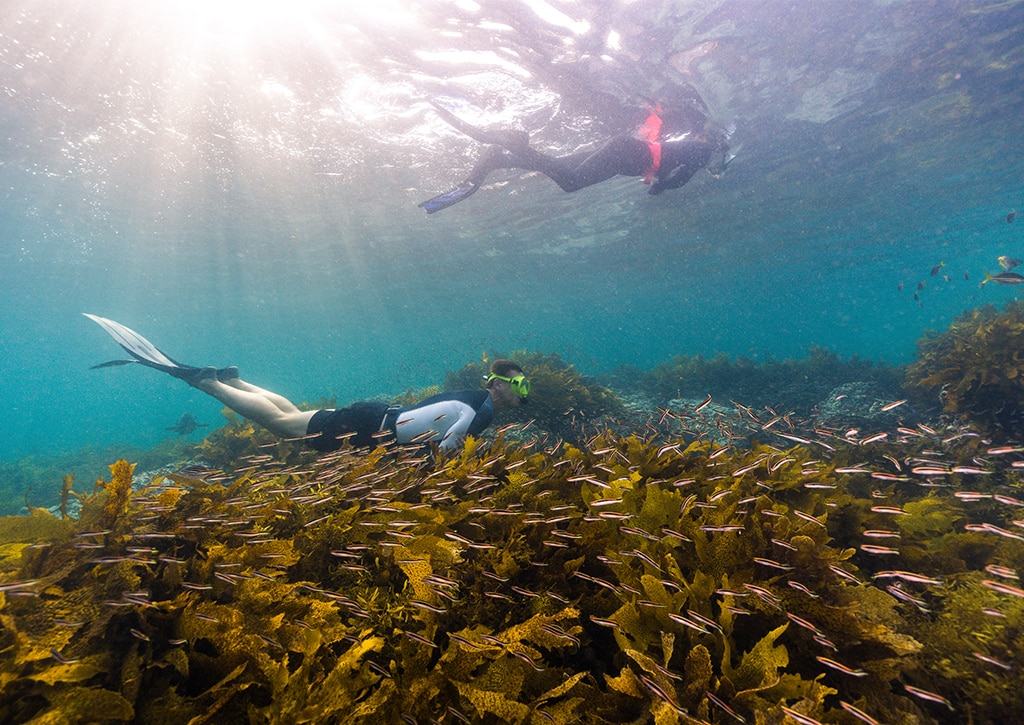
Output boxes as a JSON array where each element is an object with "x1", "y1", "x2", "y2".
[
  {"x1": 703, "y1": 124, "x2": 735, "y2": 178},
  {"x1": 485, "y1": 359, "x2": 529, "y2": 409},
  {"x1": 704, "y1": 124, "x2": 731, "y2": 151}
]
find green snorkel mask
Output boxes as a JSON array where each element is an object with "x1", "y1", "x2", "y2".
[{"x1": 485, "y1": 373, "x2": 530, "y2": 399}]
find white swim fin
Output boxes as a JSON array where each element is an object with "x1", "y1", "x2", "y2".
[{"x1": 84, "y1": 313, "x2": 191, "y2": 375}]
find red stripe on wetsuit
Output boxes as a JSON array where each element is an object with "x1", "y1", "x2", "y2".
[{"x1": 640, "y1": 104, "x2": 663, "y2": 184}]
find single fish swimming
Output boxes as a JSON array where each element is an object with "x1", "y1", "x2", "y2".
[
  {"x1": 167, "y1": 412, "x2": 208, "y2": 436},
  {"x1": 982, "y1": 272, "x2": 1024, "y2": 286},
  {"x1": 998, "y1": 256, "x2": 1022, "y2": 271}
]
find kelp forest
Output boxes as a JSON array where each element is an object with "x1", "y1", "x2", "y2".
[{"x1": 2, "y1": 306, "x2": 1024, "y2": 724}]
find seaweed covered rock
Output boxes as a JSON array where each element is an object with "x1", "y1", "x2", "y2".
[
  {"x1": 665, "y1": 397, "x2": 761, "y2": 446},
  {"x1": 812, "y1": 381, "x2": 918, "y2": 432},
  {"x1": 637, "y1": 347, "x2": 901, "y2": 417},
  {"x1": 196, "y1": 409, "x2": 312, "y2": 471},
  {"x1": 906, "y1": 301, "x2": 1024, "y2": 436}
]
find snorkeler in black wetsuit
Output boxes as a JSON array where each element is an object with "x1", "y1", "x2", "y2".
[{"x1": 420, "y1": 90, "x2": 730, "y2": 214}]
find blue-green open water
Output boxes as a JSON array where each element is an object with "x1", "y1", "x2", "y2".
[{"x1": 1, "y1": 0, "x2": 1022, "y2": 470}]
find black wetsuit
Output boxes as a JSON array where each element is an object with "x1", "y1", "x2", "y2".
[
  {"x1": 475, "y1": 134, "x2": 717, "y2": 195},
  {"x1": 419, "y1": 101, "x2": 724, "y2": 213}
]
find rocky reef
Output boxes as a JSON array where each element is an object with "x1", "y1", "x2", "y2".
[
  {"x1": 2, "y1": 334, "x2": 1024, "y2": 724},
  {"x1": 1, "y1": 398, "x2": 1023, "y2": 724}
]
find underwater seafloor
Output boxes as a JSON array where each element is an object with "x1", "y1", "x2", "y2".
[{"x1": 2, "y1": 303, "x2": 1024, "y2": 725}]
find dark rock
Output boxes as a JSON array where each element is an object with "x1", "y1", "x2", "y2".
[{"x1": 811, "y1": 382, "x2": 917, "y2": 432}]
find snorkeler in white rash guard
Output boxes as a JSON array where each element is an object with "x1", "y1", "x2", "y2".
[{"x1": 84, "y1": 314, "x2": 528, "y2": 453}]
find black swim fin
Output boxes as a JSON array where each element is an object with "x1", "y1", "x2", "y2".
[
  {"x1": 429, "y1": 101, "x2": 529, "y2": 150},
  {"x1": 91, "y1": 359, "x2": 140, "y2": 370},
  {"x1": 418, "y1": 182, "x2": 480, "y2": 214}
]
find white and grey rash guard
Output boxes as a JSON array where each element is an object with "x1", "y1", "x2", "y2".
[{"x1": 391, "y1": 390, "x2": 495, "y2": 452}]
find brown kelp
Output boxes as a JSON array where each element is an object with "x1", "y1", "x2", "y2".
[
  {"x1": 1, "y1": 401, "x2": 1023, "y2": 724},
  {"x1": 907, "y1": 300, "x2": 1024, "y2": 434}
]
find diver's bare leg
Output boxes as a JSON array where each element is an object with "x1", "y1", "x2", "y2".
[
  {"x1": 193, "y1": 379, "x2": 315, "y2": 437},
  {"x1": 222, "y1": 378, "x2": 304, "y2": 414}
]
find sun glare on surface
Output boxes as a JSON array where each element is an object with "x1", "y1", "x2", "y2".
[
  {"x1": 151, "y1": 0, "x2": 418, "y2": 38},
  {"x1": 0, "y1": 0, "x2": 431, "y2": 221}
]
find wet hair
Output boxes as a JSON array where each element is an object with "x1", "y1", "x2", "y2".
[{"x1": 486, "y1": 359, "x2": 523, "y2": 387}]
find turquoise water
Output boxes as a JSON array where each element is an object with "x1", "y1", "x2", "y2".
[{"x1": 1, "y1": 0, "x2": 1022, "y2": 465}]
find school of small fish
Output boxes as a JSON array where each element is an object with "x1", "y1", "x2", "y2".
[{"x1": 2, "y1": 397, "x2": 1023, "y2": 724}]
